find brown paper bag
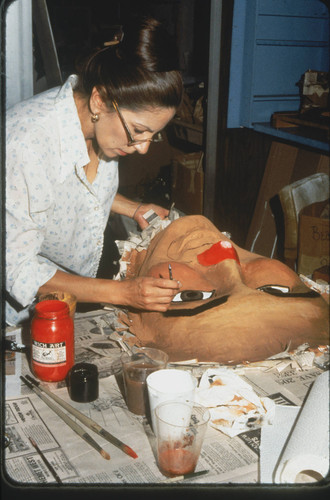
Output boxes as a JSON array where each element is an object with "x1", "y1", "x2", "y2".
[{"x1": 298, "y1": 199, "x2": 329, "y2": 276}]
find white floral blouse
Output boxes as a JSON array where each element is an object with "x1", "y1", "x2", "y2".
[{"x1": 6, "y1": 75, "x2": 119, "y2": 325}]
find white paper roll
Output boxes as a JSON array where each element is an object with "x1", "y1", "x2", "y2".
[{"x1": 274, "y1": 370, "x2": 329, "y2": 483}]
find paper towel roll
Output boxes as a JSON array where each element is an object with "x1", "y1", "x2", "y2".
[{"x1": 274, "y1": 370, "x2": 329, "y2": 483}]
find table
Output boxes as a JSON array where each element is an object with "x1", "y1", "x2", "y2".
[{"x1": 3, "y1": 308, "x2": 329, "y2": 497}]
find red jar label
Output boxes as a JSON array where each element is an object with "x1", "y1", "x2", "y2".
[{"x1": 32, "y1": 340, "x2": 67, "y2": 365}]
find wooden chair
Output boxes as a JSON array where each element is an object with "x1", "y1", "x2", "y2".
[{"x1": 278, "y1": 173, "x2": 329, "y2": 271}]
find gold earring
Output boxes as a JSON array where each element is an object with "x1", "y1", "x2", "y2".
[{"x1": 91, "y1": 113, "x2": 99, "y2": 123}]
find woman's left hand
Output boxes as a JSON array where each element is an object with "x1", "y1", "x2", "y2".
[{"x1": 133, "y1": 203, "x2": 169, "y2": 230}]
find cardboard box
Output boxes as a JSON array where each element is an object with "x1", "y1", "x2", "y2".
[
  {"x1": 298, "y1": 199, "x2": 329, "y2": 276},
  {"x1": 171, "y1": 151, "x2": 204, "y2": 215},
  {"x1": 171, "y1": 119, "x2": 203, "y2": 146}
]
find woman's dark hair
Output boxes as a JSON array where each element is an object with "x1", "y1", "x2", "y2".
[{"x1": 75, "y1": 17, "x2": 183, "y2": 111}]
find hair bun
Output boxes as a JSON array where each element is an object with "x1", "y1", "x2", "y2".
[{"x1": 118, "y1": 16, "x2": 180, "y2": 72}]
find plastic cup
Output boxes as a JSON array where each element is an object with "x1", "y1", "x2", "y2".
[
  {"x1": 121, "y1": 347, "x2": 169, "y2": 416},
  {"x1": 38, "y1": 291, "x2": 77, "y2": 319},
  {"x1": 155, "y1": 400, "x2": 210, "y2": 477},
  {"x1": 146, "y1": 369, "x2": 197, "y2": 432}
]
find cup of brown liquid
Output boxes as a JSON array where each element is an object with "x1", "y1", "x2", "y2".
[
  {"x1": 121, "y1": 347, "x2": 169, "y2": 416},
  {"x1": 155, "y1": 401, "x2": 210, "y2": 478}
]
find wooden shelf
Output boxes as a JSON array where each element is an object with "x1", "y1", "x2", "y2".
[
  {"x1": 253, "y1": 122, "x2": 330, "y2": 153},
  {"x1": 272, "y1": 111, "x2": 329, "y2": 137}
]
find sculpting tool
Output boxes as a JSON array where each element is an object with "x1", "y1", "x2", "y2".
[
  {"x1": 24, "y1": 374, "x2": 138, "y2": 459},
  {"x1": 160, "y1": 469, "x2": 209, "y2": 483},
  {"x1": 109, "y1": 330, "x2": 132, "y2": 354},
  {"x1": 28, "y1": 436, "x2": 62, "y2": 483},
  {"x1": 20, "y1": 376, "x2": 110, "y2": 460},
  {"x1": 168, "y1": 263, "x2": 173, "y2": 280}
]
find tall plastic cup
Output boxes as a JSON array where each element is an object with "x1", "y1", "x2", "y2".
[
  {"x1": 155, "y1": 400, "x2": 210, "y2": 477},
  {"x1": 146, "y1": 369, "x2": 197, "y2": 432}
]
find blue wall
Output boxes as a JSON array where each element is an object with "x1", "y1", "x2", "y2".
[{"x1": 227, "y1": 0, "x2": 329, "y2": 128}]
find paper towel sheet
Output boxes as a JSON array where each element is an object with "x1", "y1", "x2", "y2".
[
  {"x1": 195, "y1": 368, "x2": 275, "y2": 437},
  {"x1": 260, "y1": 370, "x2": 329, "y2": 483},
  {"x1": 260, "y1": 406, "x2": 300, "y2": 483}
]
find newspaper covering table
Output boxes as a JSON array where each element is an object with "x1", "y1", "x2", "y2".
[{"x1": 3, "y1": 308, "x2": 329, "y2": 487}]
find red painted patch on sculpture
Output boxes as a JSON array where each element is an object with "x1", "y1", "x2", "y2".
[{"x1": 197, "y1": 241, "x2": 240, "y2": 266}]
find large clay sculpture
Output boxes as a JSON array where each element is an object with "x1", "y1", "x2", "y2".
[{"x1": 120, "y1": 215, "x2": 329, "y2": 363}]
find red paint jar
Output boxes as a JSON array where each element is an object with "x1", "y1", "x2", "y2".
[{"x1": 31, "y1": 300, "x2": 74, "y2": 382}]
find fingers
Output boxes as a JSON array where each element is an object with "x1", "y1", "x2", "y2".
[
  {"x1": 133, "y1": 203, "x2": 169, "y2": 230},
  {"x1": 153, "y1": 205, "x2": 169, "y2": 219},
  {"x1": 144, "y1": 204, "x2": 169, "y2": 220},
  {"x1": 130, "y1": 277, "x2": 181, "y2": 311},
  {"x1": 136, "y1": 215, "x2": 149, "y2": 230},
  {"x1": 152, "y1": 278, "x2": 182, "y2": 290},
  {"x1": 138, "y1": 278, "x2": 180, "y2": 301}
]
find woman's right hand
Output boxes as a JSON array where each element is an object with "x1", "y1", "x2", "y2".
[{"x1": 118, "y1": 276, "x2": 181, "y2": 312}]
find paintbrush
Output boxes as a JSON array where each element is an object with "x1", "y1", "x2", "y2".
[
  {"x1": 20, "y1": 376, "x2": 110, "y2": 460},
  {"x1": 28, "y1": 436, "x2": 62, "y2": 483},
  {"x1": 25, "y1": 374, "x2": 138, "y2": 459},
  {"x1": 159, "y1": 469, "x2": 209, "y2": 483}
]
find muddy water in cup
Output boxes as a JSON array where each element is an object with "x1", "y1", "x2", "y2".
[{"x1": 121, "y1": 348, "x2": 168, "y2": 416}]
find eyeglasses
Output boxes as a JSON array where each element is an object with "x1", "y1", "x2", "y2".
[{"x1": 111, "y1": 99, "x2": 163, "y2": 146}]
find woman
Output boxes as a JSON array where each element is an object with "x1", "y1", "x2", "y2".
[{"x1": 6, "y1": 17, "x2": 183, "y2": 325}]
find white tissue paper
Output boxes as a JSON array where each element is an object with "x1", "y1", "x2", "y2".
[{"x1": 195, "y1": 368, "x2": 275, "y2": 437}]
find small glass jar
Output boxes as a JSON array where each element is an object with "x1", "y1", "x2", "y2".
[{"x1": 31, "y1": 300, "x2": 74, "y2": 382}]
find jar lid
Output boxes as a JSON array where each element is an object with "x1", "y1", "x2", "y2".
[
  {"x1": 67, "y1": 363, "x2": 99, "y2": 403},
  {"x1": 35, "y1": 300, "x2": 70, "y2": 318}
]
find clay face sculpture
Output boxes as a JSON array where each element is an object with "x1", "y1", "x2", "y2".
[{"x1": 122, "y1": 216, "x2": 329, "y2": 364}]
